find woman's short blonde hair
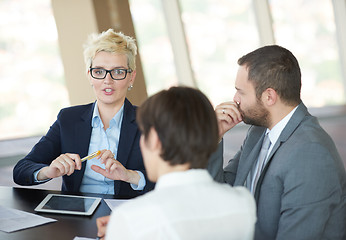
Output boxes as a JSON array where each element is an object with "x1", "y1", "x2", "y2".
[{"x1": 83, "y1": 29, "x2": 137, "y2": 73}]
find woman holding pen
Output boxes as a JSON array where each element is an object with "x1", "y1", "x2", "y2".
[{"x1": 13, "y1": 29, "x2": 154, "y2": 197}]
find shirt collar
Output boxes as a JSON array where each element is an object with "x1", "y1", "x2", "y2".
[
  {"x1": 155, "y1": 169, "x2": 212, "y2": 190},
  {"x1": 91, "y1": 101, "x2": 124, "y2": 129},
  {"x1": 267, "y1": 105, "x2": 299, "y2": 146}
]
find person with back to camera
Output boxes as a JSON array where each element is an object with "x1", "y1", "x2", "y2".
[
  {"x1": 208, "y1": 45, "x2": 346, "y2": 240},
  {"x1": 13, "y1": 29, "x2": 154, "y2": 196},
  {"x1": 96, "y1": 86, "x2": 257, "y2": 240}
]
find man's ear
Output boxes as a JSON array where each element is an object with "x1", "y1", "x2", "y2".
[
  {"x1": 262, "y1": 88, "x2": 277, "y2": 106},
  {"x1": 148, "y1": 127, "x2": 162, "y2": 151}
]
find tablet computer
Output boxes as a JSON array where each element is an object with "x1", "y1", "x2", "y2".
[{"x1": 35, "y1": 194, "x2": 102, "y2": 216}]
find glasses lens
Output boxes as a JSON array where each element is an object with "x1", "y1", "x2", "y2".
[
  {"x1": 91, "y1": 68, "x2": 106, "y2": 79},
  {"x1": 111, "y1": 69, "x2": 127, "y2": 80},
  {"x1": 90, "y1": 68, "x2": 131, "y2": 80}
]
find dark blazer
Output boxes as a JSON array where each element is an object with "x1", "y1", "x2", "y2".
[
  {"x1": 208, "y1": 102, "x2": 346, "y2": 240},
  {"x1": 13, "y1": 98, "x2": 154, "y2": 197}
]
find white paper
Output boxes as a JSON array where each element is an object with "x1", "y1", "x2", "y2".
[
  {"x1": 73, "y1": 237, "x2": 97, "y2": 240},
  {"x1": 0, "y1": 205, "x2": 57, "y2": 233},
  {"x1": 104, "y1": 199, "x2": 129, "y2": 211}
]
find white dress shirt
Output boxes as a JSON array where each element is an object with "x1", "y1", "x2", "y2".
[
  {"x1": 264, "y1": 105, "x2": 298, "y2": 166},
  {"x1": 106, "y1": 169, "x2": 256, "y2": 240}
]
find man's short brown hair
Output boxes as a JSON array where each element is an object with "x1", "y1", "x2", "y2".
[
  {"x1": 238, "y1": 45, "x2": 301, "y2": 106},
  {"x1": 137, "y1": 86, "x2": 219, "y2": 168}
]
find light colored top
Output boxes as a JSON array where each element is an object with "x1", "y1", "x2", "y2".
[
  {"x1": 264, "y1": 105, "x2": 298, "y2": 166},
  {"x1": 106, "y1": 169, "x2": 256, "y2": 240},
  {"x1": 80, "y1": 101, "x2": 145, "y2": 194}
]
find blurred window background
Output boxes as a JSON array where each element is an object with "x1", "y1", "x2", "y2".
[
  {"x1": 130, "y1": 0, "x2": 344, "y2": 107},
  {"x1": 269, "y1": 0, "x2": 344, "y2": 106},
  {"x1": 0, "y1": 0, "x2": 345, "y2": 140},
  {"x1": 0, "y1": 0, "x2": 69, "y2": 140}
]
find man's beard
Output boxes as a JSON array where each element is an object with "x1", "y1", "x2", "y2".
[{"x1": 239, "y1": 99, "x2": 270, "y2": 127}]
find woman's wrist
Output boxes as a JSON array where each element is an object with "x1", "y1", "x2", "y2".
[
  {"x1": 125, "y1": 170, "x2": 140, "y2": 185},
  {"x1": 37, "y1": 167, "x2": 50, "y2": 181}
]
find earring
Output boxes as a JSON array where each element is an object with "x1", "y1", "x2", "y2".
[{"x1": 128, "y1": 85, "x2": 133, "y2": 91}]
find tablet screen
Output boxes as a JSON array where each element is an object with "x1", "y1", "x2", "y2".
[{"x1": 35, "y1": 194, "x2": 102, "y2": 216}]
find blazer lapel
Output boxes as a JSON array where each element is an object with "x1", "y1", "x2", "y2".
[
  {"x1": 114, "y1": 98, "x2": 138, "y2": 194},
  {"x1": 72, "y1": 103, "x2": 94, "y2": 192},
  {"x1": 234, "y1": 127, "x2": 266, "y2": 186},
  {"x1": 254, "y1": 102, "x2": 309, "y2": 200}
]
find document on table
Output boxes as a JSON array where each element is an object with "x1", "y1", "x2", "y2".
[
  {"x1": 104, "y1": 199, "x2": 129, "y2": 211},
  {"x1": 73, "y1": 237, "x2": 97, "y2": 240},
  {"x1": 0, "y1": 205, "x2": 57, "y2": 233}
]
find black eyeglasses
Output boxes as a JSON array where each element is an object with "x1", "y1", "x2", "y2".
[{"x1": 89, "y1": 68, "x2": 133, "y2": 80}]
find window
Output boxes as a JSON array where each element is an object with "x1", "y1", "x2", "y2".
[
  {"x1": 270, "y1": 0, "x2": 345, "y2": 107},
  {"x1": 180, "y1": 0, "x2": 258, "y2": 105},
  {"x1": 129, "y1": 0, "x2": 177, "y2": 95},
  {"x1": 0, "y1": 0, "x2": 69, "y2": 140},
  {"x1": 130, "y1": 0, "x2": 345, "y2": 107}
]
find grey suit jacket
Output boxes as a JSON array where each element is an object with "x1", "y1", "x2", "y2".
[{"x1": 208, "y1": 102, "x2": 346, "y2": 240}]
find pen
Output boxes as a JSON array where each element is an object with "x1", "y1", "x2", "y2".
[{"x1": 81, "y1": 150, "x2": 101, "y2": 162}]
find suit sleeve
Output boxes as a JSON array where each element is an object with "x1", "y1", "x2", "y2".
[
  {"x1": 207, "y1": 139, "x2": 226, "y2": 182},
  {"x1": 13, "y1": 111, "x2": 63, "y2": 185},
  {"x1": 276, "y1": 142, "x2": 346, "y2": 240}
]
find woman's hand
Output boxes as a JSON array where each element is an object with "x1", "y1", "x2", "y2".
[
  {"x1": 215, "y1": 101, "x2": 243, "y2": 140},
  {"x1": 91, "y1": 150, "x2": 140, "y2": 185},
  {"x1": 37, "y1": 153, "x2": 82, "y2": 180}
]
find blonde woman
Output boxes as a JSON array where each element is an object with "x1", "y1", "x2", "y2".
[{"x1": 14, "y1": 29, "x2": 154, "y2": 197}]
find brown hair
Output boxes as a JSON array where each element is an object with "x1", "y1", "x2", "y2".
[
  {"x1": 238, "y1": 45, "x2": 301, "y2": 106},
  {"x1": 137, "y1": 86, "x2": 219, "y2": 168}
]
